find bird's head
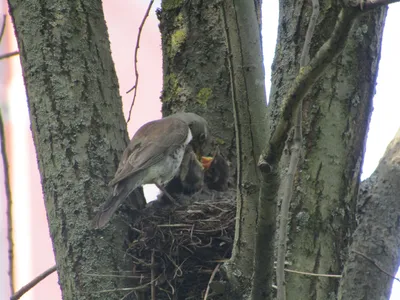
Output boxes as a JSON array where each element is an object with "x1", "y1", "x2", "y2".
[{"x1": 170, "y1": 112, "x2": 210, "y2": 157}]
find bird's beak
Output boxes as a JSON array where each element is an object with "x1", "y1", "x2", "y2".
[
  {"x1": 192, "y1": 142, "x2": 204, "y2": 160},
  {"x1": 201, "y1": 156, "x2": 213, "y2": 170}
]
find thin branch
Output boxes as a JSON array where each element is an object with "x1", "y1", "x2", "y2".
[
  {"x1": 1, "y1": 108, "x2": 14, "y2": 295},
  {"x1": 1, "y1": 15, "x2": 17, "y2": 297},
  {"x1": 0, "y1": 51, "x2": 19, "y2": 60},
  {"x1": 83, "y1": 273, "x2": 143, "y2": 278},
  {"x1": 284, "y1": 268, "x2": 341, "y2": 278},
  {"x1": 10, "y1": 265, "x2": 57, "y2": 300},
  {"x1": 353, "y1": 250, "x2": 400, "y2": 283},
  {"x1": 151, "y1": 250, "x2": 156, "y2": 300},
  {"x1": 98, "y1": 274, "x2": 162, "y2": 294},
  {"x1": 0, "y1": 15, "x2": 6, "y2": 42},
  {"x1": 1, "y1": 16, "x2": 18, "y2": 296},
  {"x1": 0, "y1": 16, "x2": 20, "y2": 61},
  {"x1": 276, "y1": 106, "x2": 302, "y2": 300},
  {"x1": 126, "y1": 0, "x2": 154, "y2": 123},
  {"x1": 203, "y1": 263, "x2": 220, "y2": 300}
]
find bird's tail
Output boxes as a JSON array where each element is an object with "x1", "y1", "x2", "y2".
[
  {"x1": 91, "y1": 182, "x2": 146, "y2": 229},
  {"x1": 91, "y1": 193, "x2": 126, "y2": 229}
]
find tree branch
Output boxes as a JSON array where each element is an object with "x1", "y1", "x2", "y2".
[
  {"x1": 221, "y1": 1, "x2": 268, "y2": 295},
  {"x1": 0, "y1": 51, "x2": 19, "y2": 60},
  {"x1": 276, "y1": 114, "x2": 302, "y2": 300},
  {"x1": 0, "y1": 15, "x2": 19, "y2": 61},
  {"x1": 0, "y1": 108, "x2": 14, "y2": 296},
  {"x1": 203, "y1": 263, "x2": 220, "y2": 300},
  {"x1": 126, "y1": 0, "x2": 154, "y2": 123},
  {"x1": 357, "y1": 0, "x2": 400, "y2": 10},
  {"x1": 259, "y1": 0, "x2": 393, "y2": 297},
  {"x1": 353, "y1": 250, "x2": 400, "y2": 283},
  {"x1": 339, "y1": 129, "x2": 400, "y2": 299},
  {"x1": 8, "y1": 0, "x2": 134, "y2": 298},
  {"x1": 10, "y1": 265, "x2": 57, "y2": 300},
  {"x1": 0, "y1": 14, "x2": 6, "y2": 42},
  {"x1": 259, "y1": 7, "x2": 359, "y2": 172}
]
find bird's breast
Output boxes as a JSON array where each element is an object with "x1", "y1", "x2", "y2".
[
  {"x1": 155, "y1": 144, "x2": 186, "y2": 185},
  {"x1": 184, "y1": 127, "x2": 193, "y2": 145},
  {"x1": 141, "y1": 128, "x2": 192, "y2": 186}
]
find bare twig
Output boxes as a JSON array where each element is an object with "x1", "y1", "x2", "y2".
[
  {"x1": 353, "y1": 250, "x2": 400, "y2": 283},
  {"x1": 283, "y1": 268, "x2": 341, "y2": 278},
  {"x1": 98, "y1": 274, "x2": 162, "y2": 294},
  {"x1": 203, "y1": 263, "x2": 220, "y2": 300},
  {"x1": 10, "y1": 265, "x2": 57, "y2": 300},
  {"x1": 0, "y1": 15, "x2": 6, "y2": 42},
  {"x1": 1, "y1": 17, "x2": 19, "y2": 63},
  {"x1": 0, "y1": 51, "x2": 19, "y2": 60},
  {"x1": 1, "y1": 108, "x2": 14, "y2": 295},
  {"x1": 151, "y1": 250, "x2": 156, "y2": 300},
  {"x1": 126, "y1": 0, "x2": 154, "y2": 123},
  {"x1": 83, "y1": 273, "x2": 143, "y2": 278},
  {"x1": 157, "y1": 224, "x2": 192, "y2": 227}
]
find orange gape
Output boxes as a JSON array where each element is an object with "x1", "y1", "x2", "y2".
[{"x1": 201, "y1": 156, "x2": 213, "y2": 170}]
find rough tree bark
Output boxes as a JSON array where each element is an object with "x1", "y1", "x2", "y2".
[
  {"x1": 8, "y1": 1, "x2": 136, "y2": 299},
  {"x1": 339, "y1": 129, "x2": 400, "y2": 299},
  {"x1": 159, "y1": 0, "x2": 235, "y2": 164},
  {"x1": 268, "y1": 2, "x2": 387, "y2": 299},
  {"x1": 159, "y1": 0, "x2": 267, "y2": 296}
]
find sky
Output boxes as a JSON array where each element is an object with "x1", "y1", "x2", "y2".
[{"x1": 262, "y1": 2, "x2": 400, "y2": 299}]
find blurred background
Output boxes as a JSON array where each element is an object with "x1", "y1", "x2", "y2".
[{"x1": 0, "y1": 1, "x2": 399, "y2": 299}]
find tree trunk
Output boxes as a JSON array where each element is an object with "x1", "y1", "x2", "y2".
[
  {"x1": 159, "y1": 1, "x2": 267, "y2": 296},
  {"x1": 339, "y1": 129, "x2": 400, "y2": 299},
  {"x1": 159, "y1": 0, "x2": 235, "y2": 163},
  {"x1": 8, "y1": 1, "x2": 135, "y2": 299},
  {"x1": 269, "y1": 2, "x2": 387, "y2": 299}
]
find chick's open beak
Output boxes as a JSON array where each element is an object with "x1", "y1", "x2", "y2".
[{"x1": 201, "y1": 156, "x2": 213, "y2": 170}]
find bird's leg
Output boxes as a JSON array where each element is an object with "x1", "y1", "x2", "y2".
[{"x1": 156, "y1": 184, "x2": 179, "y2": 205}]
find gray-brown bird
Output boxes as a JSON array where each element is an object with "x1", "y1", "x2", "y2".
[{"x1": 92, "y1": 112, "x2": 209, "y2": 229}]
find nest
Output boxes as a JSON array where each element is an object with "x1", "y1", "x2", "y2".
[{"x1": 127, "y1": 189, "x2": 236, "y2": 299}]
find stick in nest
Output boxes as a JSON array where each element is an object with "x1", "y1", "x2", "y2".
[{"x1": 203, "y1": 263, "x2": 220, "y2": 300}]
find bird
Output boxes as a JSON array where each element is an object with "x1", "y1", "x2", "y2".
[
  {"x1": 203, "y1": 148, "x2": 230, "y2": 191},
  {"x1": 178, "y1": 145, "x2": 207, "y2": 193},
  {"x1": 164, "y1": 144, "x2": 206, "y2": 196},
  {"x1": 92, "y1": 112, "x2": 209, "y2": 229}
]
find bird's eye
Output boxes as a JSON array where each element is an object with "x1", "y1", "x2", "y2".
[{"x1": 199, "y1": 133, "x2": 206, "y2": 142}]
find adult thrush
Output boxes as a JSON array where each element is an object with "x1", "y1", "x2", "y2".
[{"x1": 92, "y1": 112, "x2": 209, "y2": 228}]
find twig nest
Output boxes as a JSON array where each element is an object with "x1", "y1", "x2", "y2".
[{"x1": 127, "y1": 189, "x2": 236, "y2": 299}]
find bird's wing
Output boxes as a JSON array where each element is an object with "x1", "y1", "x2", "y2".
[{"x1": 108, "y1": 117, "x2": 189, "y2": 186}]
